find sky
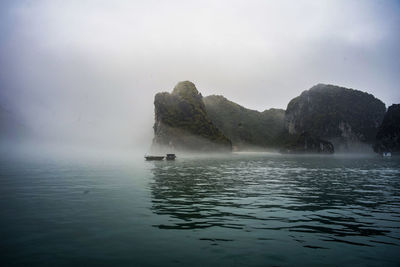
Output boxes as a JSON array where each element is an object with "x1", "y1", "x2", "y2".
[{"x1": 0, "y1": 0, "x2": 399, "y2": 150}]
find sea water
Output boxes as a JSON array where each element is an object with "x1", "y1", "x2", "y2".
[{"x1": 1, "y1": 152, "x2": 399, "y2": 266}]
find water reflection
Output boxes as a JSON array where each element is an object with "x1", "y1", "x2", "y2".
[{"x1": 149, "y1": 155, "x2": 400, "y2": 248}]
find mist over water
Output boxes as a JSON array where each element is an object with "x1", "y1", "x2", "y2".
[{"x1": 1, "y1": 1, "x2": 400, "y2": 266}]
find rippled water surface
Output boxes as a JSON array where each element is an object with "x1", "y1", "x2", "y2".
[{"x1": 1, "y1": 153, "x2": 400, "y2": 266}]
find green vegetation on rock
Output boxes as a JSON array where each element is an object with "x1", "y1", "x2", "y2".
[
  {"x1": 203, "y1": 95, "x2": 285, "y2": 149},
  {"x1": 152, "y1": 81, "x2": 232, "y2": 152},
  {"x1": 285, "y1": 84, "x2": 386, "y2": 151},
  {"x1": 151, "y1": 81, "x2": 388, "y2": 154}
]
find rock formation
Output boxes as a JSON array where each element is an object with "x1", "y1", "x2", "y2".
[
  {"x1": 280, "y1": 132, "x2": 334, "y2": 154},
  {"x1": 203, "y1": 95, "x2": 285, "y2": 150},
  {"x1": 152, "y1": 81, "x2": 232, "y2": 152},
  {"x1": 374, "y1": 104, "x2": 400, "y2": 154},
  {"x1": 151, "y1": 82, "x2": 389, "y2": 154},
  {"x1": 284, "y1": 84, "x2": 386, "y2": 152}
]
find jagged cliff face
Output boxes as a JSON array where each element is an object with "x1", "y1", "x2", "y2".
[
  {"x1": 152, "y1": 81, "x2": 232, "y2": 152},
  {"x1": 285, "y1": 84, "x2": 386, "y2": 151},
  {"x1": 374, "y1": 104, "x2": 400, "y2": 153},
  {"x1": 203, "y1": 95, "x2": 285, "y2": 149}
]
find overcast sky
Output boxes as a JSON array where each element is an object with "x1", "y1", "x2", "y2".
[{"x1": 1, "y1": 0, "x2": 399, "y2": 149}]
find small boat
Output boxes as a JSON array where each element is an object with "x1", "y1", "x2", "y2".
[
  {"x1": 145, "y1": 156, "x2": 164, "y2": 161},
  {"x1": 383, "y1": 152, "x2": 392, "y2": 157},
  {"x1": 166, "y1": 154, "x2": 176, "y2": 160}
]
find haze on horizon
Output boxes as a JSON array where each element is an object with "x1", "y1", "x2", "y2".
[{"x1": 0, "y1": 0, "x2": 399, "y2": 151}]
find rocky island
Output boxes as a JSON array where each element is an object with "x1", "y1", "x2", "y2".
[
  {"x1": 152, "y1": 81, "x2": 232, "y2": 152},
  {"x1": 151, "y1": 81, "x2": 392, "y2": 154},
  {"x1": 284, "y1": 84, "x2": 386, "y2": 152}
]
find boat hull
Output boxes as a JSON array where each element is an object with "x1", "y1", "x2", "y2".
[{"x1": 145, "y1": 156, "x2": 164, "y2": 161}]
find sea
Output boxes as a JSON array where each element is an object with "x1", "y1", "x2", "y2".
[{"x1": 1, "y1": 152, "x2": 400, "y2": 266}]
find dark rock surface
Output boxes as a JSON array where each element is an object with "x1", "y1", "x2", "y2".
[
  {"x1": 152, "y1": 81, "x2": 232, "y2": 152},
  {"x1": 374, "y1": 104, "x2": 400, "y2": 154},
  {"x1": 280, "y1": 132, "x2": 334, "y2": 154},
  {"x1": 285, "y1": 84, "x2": 386, "y2": 151},
  {"x1": 151, "y1": 82, "x2": 389, "y2": 154},
  {"x1": 203, "y1": 95, "x2": 285, "y2": 150}
]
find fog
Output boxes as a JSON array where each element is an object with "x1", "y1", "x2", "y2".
[{"x1": 0, "y1": 0, "x2": 399, "y2": 154}]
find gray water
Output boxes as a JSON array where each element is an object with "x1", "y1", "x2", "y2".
[{"x1": 1, "y1": 152, "x2": 400, "y2": 266}]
